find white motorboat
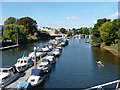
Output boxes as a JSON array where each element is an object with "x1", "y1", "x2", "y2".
[
  {"x1": 38, "y1": 59, "x2": 51, "y2": 73},
  {"x1": 15, "y1": 56, "x2": 34, "y2": 72},
  {"x1": 0, "y1": 66, "x2": 19, "y2": 87},
  {"x1": 29, "y1": 48, "x2": 47, "y2": 60},
  {"x1": 61, "y1": 42, "x2": 66, "y2": 47},
  {"x1": 46, "y1": 53, "x2": 56, "y2": 64},
  {"x1": 27, "y1": 69, "x2": 45, "y2": 87},
  {"x1": 53, "y1": 49, "x2": 61, "y2": 56},
  {"x1": 42, "y1": 45, "x2": 50, "y2": 52}
]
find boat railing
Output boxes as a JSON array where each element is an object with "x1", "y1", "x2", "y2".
[{"x1": 85, "y1": 80, "x2": 120, "y2": 90}]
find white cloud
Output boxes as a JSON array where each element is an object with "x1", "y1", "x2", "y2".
[
  {"x1": 66, "y1": 16, "x2": 80, "y2": 20},
  {"x1": 107, "y1": 12, "x2": 120, "y2": 19},
  {"x1": 93, "y1": 20, "x2": 97, "y2": 23}
]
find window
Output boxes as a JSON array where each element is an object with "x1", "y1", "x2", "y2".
[{"x1": 2, "y1": 70, "x2": 8, "y2": 73}]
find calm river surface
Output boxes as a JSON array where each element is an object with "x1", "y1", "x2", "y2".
[{"x1": 1, "y1": 38, "x2": 119, "y2": 89}]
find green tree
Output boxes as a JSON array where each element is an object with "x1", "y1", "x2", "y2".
[
  {"x1": 17, "y1": 17, "x2": 37, "y2": 35},
  {"x1": 4, "y1": 17, "x2": 16, "y2": 25},
  {"x1": 55, "y1": 30, "x2": 59, "y2": 34},
  {"x1": 78, "y1": 27, "x2": 83, "y2": 34},
  {"x1": 67, "y1": 31, "x2": 72, "y2": 36},
  {"x1": 3, "y1": 24, "x2": 27, "y2": 43},
  {"x1": 60, "y1": 28, "x2": 67, "y2": 34},
  {"x1": 92, "y1": 18, "x2": 111, "y2": 44},
  {"x1": 83, "y1": 27, "x2": 89, "y2": 35},
  {"x1": 99, "y1": 22, "x2": 113, "y2": 45}
]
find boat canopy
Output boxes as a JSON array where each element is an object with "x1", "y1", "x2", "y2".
[
  {"x1": 18, "y1": 57, "x2": 29, "y2": 61},
  {"x1": 14, "y1": 81, "x2": 32, "y2": 89},
  {"x1": 42, "y1": 59, "x2": 49, "y2": 62},
  {"x1": 31, "y1": 69, "x2": 44, "y2": 76}
]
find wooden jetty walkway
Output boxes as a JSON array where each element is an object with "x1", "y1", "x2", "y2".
[
  {"x1": 0, "y1": 45, "x2": 19, "y2": 50},
  {"x1": 5, "y1": 44, "x2": 58, "y2": 89}
]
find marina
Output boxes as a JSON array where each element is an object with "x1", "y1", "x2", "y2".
[
  {"x1": 1, "y1": 37, "x2": 68, "y2": 89},
  {"x1": 0, "y1": 38, "x2": 119, "y2": 89}
]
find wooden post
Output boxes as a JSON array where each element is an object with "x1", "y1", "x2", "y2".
[
  {"x1": 34, "y1": 47, "x2": 37, "y2": 69},
  {"x1": 85, "y1": 35, "x2": 87, "y2": 42}
]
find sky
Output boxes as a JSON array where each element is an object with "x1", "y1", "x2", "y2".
[{"x1": 2, "y1": 2, "x2": 118, "y2": 29}]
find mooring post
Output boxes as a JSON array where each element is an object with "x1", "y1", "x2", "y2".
[
  {"x1": 85, "y1": 35, "x2": 87, "y2": 42},
  {"x1": 34, "y1": 47, "x2": 37, "y2": 69}
]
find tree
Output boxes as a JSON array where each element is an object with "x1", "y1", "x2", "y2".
[
  {"x1": 3, "y1": 24, "x2": 27, "y2": 43},
  {"x1": 55, "y1": 30, "x2": 59, "y2": 34},
  {"x1": 83, "y1": 27, "x2": 89, "y2": 35},
  {"x1": 92, "y1": 18, "x2": 111, "y2": 44},
  {"x1": 67, "y1": 31, "x2": 72, "y2": 36},
  {"x1": 78, "y1": 27, "x2": 83, "y2": 34},
  {"x1": 99, "y1": 22, "x2": 113, "y2": 45},
  {"x1": 4, "y1": 17, "x2": 16, "y2": 25},
  {"x1": 17, "y1": 17, "x2": 38, "y2": 35},
  {"x1": 60, "y1": 28, "x2": 67, "y2": 34}
]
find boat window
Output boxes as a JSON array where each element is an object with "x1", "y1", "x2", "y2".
[
  {"x1": 31, "y1": 79, "x2": 35, "y2": 82},
  {"x1": 2, "y1": 70, "x2": 8, "y2": 73},
  {"x1": 21, "y1": 61, "x2": 23, "y2": 63},
  {"x1": 24, "y1": 60, "x2": 27, "y2": 63},
  {"x1": 17, "y1": 60, "x2": 20, "y2": 63},
  {"x1": 39, "y1": 65, "x2": 43, "y2": 67}
]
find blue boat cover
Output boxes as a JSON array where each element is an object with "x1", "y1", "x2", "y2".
[
  {"x1": 42, "y1": 59, "x2": 49, "y2": 62},
  {"x1": 31, "y1": 69, "x2": 43, "y2": 76},
  {"x1": 13, "y1": 81, "x2": 31, "y2": 89}
]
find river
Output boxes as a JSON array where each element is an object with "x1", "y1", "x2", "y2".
[{"x1": 1, "y1": 38, "x2": 119, "y2": 89}]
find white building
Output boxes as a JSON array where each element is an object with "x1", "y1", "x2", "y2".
[{"x1": 37, "y1": 27, "x2": 56, "y2": 35}]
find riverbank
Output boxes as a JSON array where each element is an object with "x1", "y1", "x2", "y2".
[{"x1": 101, "y1": 45, "x2": 120, "y2": 57}]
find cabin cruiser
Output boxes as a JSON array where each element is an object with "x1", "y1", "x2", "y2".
[
  {"x1": 42, "y1": 45, "x2": 50, "y2": 52},
  {"x1": 56, "y1": 46, "x2": 62, "y2": 53},
  {"x1": 53, "y1": 49, "x2": 61, "y2": 56},
  {"x1": 27, "y1": 69, "x2": 45, "y2": 87},
  {"x1": 61, "y1": 42, "x2": 66, "y2": 47},
  {"x1": 38, "y1": 59, "x2": 51, "y2": 73},
  {"x1": 29, "y1": 48, "x2": 47, "y2": 60},
  {"x1": 46, "y1": 53, "x2": 56, "y2": 64},
  {"x1": 0, "y1": 66, "x2": 19, "y2": 87},
  {"x1": 15, "y1": 56, "x2": 34, "y2": 72}
]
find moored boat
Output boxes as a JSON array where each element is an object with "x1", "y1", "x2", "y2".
[
  {"x1": 53, "y1": 49, "x2": 61, "y2": 56},
  {"x1": 0, "y1": 66, "x2": 19, "y2": 87},
  {"x1": 38, "y1": 59, "x2": 51, "y2": 73},
  {"x1": 15, "y1": 56, "x2": 34, "y2": 72},
  {"x1": 27, "y1": 69, "x2": 45, "y2": 87},
  {"x1": 46, "y1": 53, "x2": 56, "y2": 64}
]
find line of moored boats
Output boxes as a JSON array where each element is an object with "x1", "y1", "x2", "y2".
[{"x1": 0, "y1": 37, "x2": 69, "y2": 89}]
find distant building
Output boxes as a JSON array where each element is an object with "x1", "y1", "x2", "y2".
[{"x1": 37, "y1": 27, "x2": 56, "y2": 35}]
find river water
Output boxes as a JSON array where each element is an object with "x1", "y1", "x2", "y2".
[{"x1": 1, "y1": 38, "x2": 119, "y2": 89}]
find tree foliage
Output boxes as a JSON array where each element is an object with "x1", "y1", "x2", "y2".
[
  {"x1": 17, "y1": 17, "x2": 37, "y2": 35},
  {"x1": 55, "y1": 30, "x2": 59, "y2": 34},
  {"x1": 4, "y1": 17, "x2": 16, "y2": 25},
  {"x1": 3, "y1": 24, "x2": 27, "y2": 43},
  {"x1": 60, "y1": 28, "x2": 67, "y2": 34},
  {"x1": 99, "y1": 22, "x2": 113, "y2": 45}
]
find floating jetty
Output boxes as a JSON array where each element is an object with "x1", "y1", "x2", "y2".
[
  {"x1": 4, "y1": 38, "x2": 66, "y2": 89},
  {"x1": 0, "y1": 45, "x2": 19, "y2": 50}
]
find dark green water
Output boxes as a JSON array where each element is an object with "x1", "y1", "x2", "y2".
[{"x1": 1, "y1": 38, "x2": 119, "y2": 88}]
